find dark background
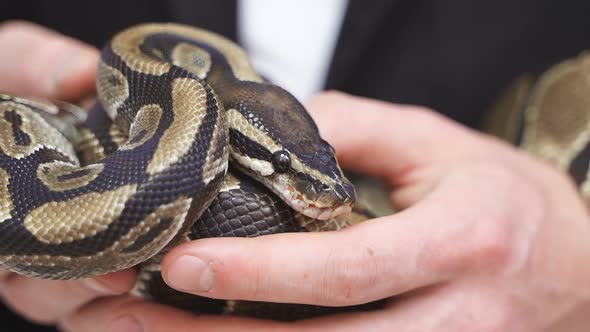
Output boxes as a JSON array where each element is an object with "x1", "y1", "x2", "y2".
[{"x1": 2, "y1": 0, "x2": 590, "y2": 330}]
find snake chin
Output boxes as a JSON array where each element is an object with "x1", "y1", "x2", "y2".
[
  {"x1": 274, "y1": 181, "x2": 353, "y2": 220},
  {"x1": 231, "y1": 163, "x2": 353, "y2": 220}
]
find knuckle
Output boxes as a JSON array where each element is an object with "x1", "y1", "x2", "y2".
[
  {"x1": 465, "y1": 214, "x2": 514, "y2": 272},
  {"x1": 2, "y1": 293, "x2": 58, "y2": 325},
  {"x1": 305, "y1": 90, "x2": 349, "y2": 110},
  {"x1": 0, "y1": 276, "x2": 95, "y2": 326},
  {"x1": 470, "y1": 317, "x2": 512, "y2": 332},
  {"x1": 314, "y1": 247, "x2": 381, "y2": 306},
  {"x1": 411, "y1": 108, "x2": 464, "y2": 139},
  {"x1": 0, "y1": 268, "x2": 10, "y2": 280},
  {"x1": 411, "y1": 106, "x2": 446, "y2": 126},
  {"x1": 0, "y1": 20, "x2": 35, "y2": 34},
  {"x1": 409, "y1": 106, "x2": 485, "y2": 153},
  {"x1": 247, "y1": 260, "x2": 271, "y2": 300},
  {"x1": 316, "y1": 90, "x2": 349, "y2": 101},
  {"x1": 477, "y1": 305, "x2": 513, "y2": 332}
]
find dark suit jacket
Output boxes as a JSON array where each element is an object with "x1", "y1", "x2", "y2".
[
  {"x1": 4, "y1": 0, "x2": 590, "y2": 128},
  {"x1": 2, "y1": 1, "x2": 590, "y2": 330}
]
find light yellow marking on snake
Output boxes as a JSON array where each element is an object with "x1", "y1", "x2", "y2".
[
  {"x1": 125, "y1": 23, "x2": 263, "y2": 82},
  {"x1": 120, "y1": 104, "x2": 163, "y2": 150},
  {"x1": 522, "y1": 54, "x2": 590, "y2": 170},
  {"x1": 0, "y1": 169, "x2": 13, "y2": 223},
  {"x1": 147, "y1": 77, "x2": 209, "y2": 175},
  {"x1": 297, "y1": 210, "x2": 367, "y2": 232},
  {"x1": 290, "y1": 157, "x2": 343, "y2": 188},
  {"x1": 227, "y1": 108, "x2": 281, "y2": 152},
  {"x1": 220, "y1": 172, "x2": 242, "y2": 191},
  {"x1": 0, "y1": 102, "x2": 76, "y2": 160},
  {"x1": 4, "y1": 196, "x2": 192, "y2": 279},
  {"x1": 76, "y1": 127, "x2": 106, "y2": 164},
  {"x1": 24, "y1": 184, "x2": 137, "y2": 244},
  {"x1": 37, "y1": 162, "x2": 104, "y2": 192},
  {"x1": 202, "y1": 91, "x2": 229, "y2": 184},
  {"x1": 96, "y1": 62, "x2": 130, "y2": 120},
  {"x1": 151, "y1": 48, "x2": 164, "y2": 59},
  {"x1": 171, "y1": 43, "x2": 212, "y2": 79},
  {"x1": 227, "y1": 109, "x2": 277, "y2": 175},
  {"x1": 111, "y1": 27, "x2": 171, "y2": 76},
  {"x1": 108, "y1": 122, "x2": 128, "y2": 147}
]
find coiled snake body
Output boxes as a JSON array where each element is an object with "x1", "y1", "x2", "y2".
[{"x1": 0, "y1": 23, "x2": 357, "y2": 292}]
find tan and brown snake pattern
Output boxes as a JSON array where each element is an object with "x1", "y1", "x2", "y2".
[
  {"x1": 485, "y1": 51, "x2": 590, "y2": 200},
  {"x1": 0, "y1": 23, "x2": 356, "y2": 281}
]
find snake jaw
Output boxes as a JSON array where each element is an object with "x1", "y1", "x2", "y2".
[
  {"x1": 230, "y1": 161, "x2": 354, "y2": 220},
  {"x1": 273, "y1": 177, "x2": 354, "y2": 220}
]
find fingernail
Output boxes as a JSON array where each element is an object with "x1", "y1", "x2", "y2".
[
  {"x1": 109, "y1": 315, "x2": 143, "y2": 332},
  {"x1": 165, "y1": 255, "x2": 214, "y2": 292},
  {"x1": 82, "y1": 278, "x2": 114, "y2": 294}
]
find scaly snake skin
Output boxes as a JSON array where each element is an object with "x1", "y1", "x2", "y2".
[
  {"x1": 486, "y1": 51, "x2": 590, "y2": 199},
  {"x1": 0, "y1": 23, "x2": 357, "y2": 290}
]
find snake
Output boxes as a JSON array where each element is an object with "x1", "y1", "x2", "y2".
[
  {"x1": 0, "y1": 22, "x2": 360, "y2": 290},
  {"x1": 485, "y1": 50, "x2": 590, "y2": 199}
]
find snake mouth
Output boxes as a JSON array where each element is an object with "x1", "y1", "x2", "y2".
[
  {"x1": 230, "y1": 160, "x2": 355, "y2": 220},
  {"x1": 274, "y1": 182, "x2": 353, "y2": 220}
]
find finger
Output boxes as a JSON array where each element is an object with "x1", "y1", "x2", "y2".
[
  {"x1": 0, "y1": 20, "x2": 99, "y2": 101},
  {"x1": 63, "y1": 292, "x2": 467, "y2": 332},
  {"x1": 161, "y1": 174, "x2": 512, "y2": 306},
  {"x1": 0, "y1": 269, "x2": 136, "y2": 325},
  {"x1": 0, "y1": 268, "x2": 10, "y2": 280},
  {"x1": 353, "y1": 283, "x2": 514, "y2": 332},
  {"x1": 60, "y1": 295, "x2": 290, "y2": 332},
  {"x1": 305, "y1": 91, "x2": 480, "y2": 183}
]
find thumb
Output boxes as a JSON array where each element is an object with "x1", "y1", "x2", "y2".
[
  {"x1": 304, "y1": 91, "x2": 480, "y2": 185},
  {"x1": 0, "y1": 21, "x2": 99, "y2": 101}
]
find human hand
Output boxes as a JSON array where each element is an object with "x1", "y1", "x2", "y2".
[
  {"x1": 0, "y1": 20, "x2": 136, "y2": 326},
  {"x1": 61, "y1": 91, "x2": 590, "y2": 331}
]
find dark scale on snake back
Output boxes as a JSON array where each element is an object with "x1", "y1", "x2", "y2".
[{"x1": 192, "y1": 170, "x2": 302, "y2": 239}]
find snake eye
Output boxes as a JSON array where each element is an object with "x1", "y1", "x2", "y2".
[{"x1": 271, "y1": 150, "x2": 291, "y2": 173}]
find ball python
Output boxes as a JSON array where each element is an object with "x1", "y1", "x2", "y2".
[
  {"x1": 0, "y1": 23, "x2": 376, "y2": 319},
  {"x1": 485, "y1": 50, "x2": 590, "y2": 198}
]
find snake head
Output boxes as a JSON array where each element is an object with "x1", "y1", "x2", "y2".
[
  {"x1": 274, "y1": 140, "x2": 357, "y2": 220},
  {"x1": 227, "y1": 86, "x2": 356, "y2": 220}
]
